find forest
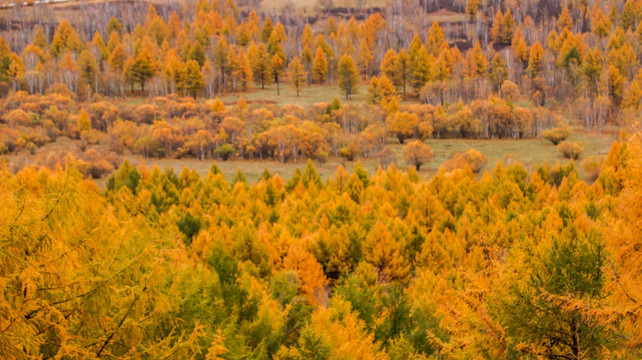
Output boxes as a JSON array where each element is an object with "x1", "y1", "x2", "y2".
[{"x1": 1, "y1": 0, "x2": 642, "y2": 358}]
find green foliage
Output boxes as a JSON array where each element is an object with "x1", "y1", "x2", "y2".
[
  {"x1": 543, "y1": 126, "x2": 572, "y2": 145},
  {"x1": 215, "y1": 143, "x2": 236, "y2": 160}
]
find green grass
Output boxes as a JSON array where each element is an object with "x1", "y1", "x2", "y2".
[
  {"x1": 258, "y1": 0, "x2": 388, "y2": 14},
  {"x1": 115, "y1": 132, "x2": 616, "y2": 186},
  {"x1": 5, "y1": 131, "x2": 616, "y2": 187},
  {"x1": 216, "y1": 83, "x2": 370, "y2": 108}
]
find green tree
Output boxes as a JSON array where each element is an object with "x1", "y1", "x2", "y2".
[
  {"x1": 127, "y1": 47, "x2": 156, "y2": 92},
  {"x1": 337, "y1": 53, "x2": 359, "y2": 99},
  {"x1": 496, "y1": 228, "x2": 614, "y2": 359},
  {"x1": 183, "y1": 60, "x2": 204, "y2": 98}
]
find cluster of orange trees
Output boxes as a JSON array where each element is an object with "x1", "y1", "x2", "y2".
[
  {"x1": 2, "y1": 131, "x2": 642, "y2": 359},
  {"x1": 1, "y1": 88, "x2": 563, "y2": 166},
  {"x1": 0, "y1": 0, "x2": 641, "y2": 125}
]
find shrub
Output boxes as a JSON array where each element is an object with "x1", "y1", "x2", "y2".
[
  {"x1": 403, "y1": 140, "x2": 434, "y2": 171},
  {"x1": 215, "y1": 144, "x2": 235, "y2": 161},
  {"x1": 25, "y1": 141, "x2": 38, "y2": 155},
  {"x1": 558, "y1": 141, "x2": 584, "y2": 160},
  {"x1": 582, "y1": 155, "x2": 604, "y2": 181},
  {"x1": 441, "y1": 148, "x2": 489, "y2": 173},
  {"x1": 542, "y1": 126, "x2": 572, "y2": 145},
  {"x1": 339, "y1": 142, "x2": 359, "y2": 161}
]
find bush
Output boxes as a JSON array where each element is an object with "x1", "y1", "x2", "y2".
[
  {"x1": 441, "y1": 148, "x2": 489, "y2": 173},
  {"x1": 403, "y1": 140, "x2": 434, "y2": 171},
  {"x1": 339, "y1": 143, "x2": 359, "y2": 161},
  {"x1": 215, "y1": 144, "x2": 235, "y2": 161},
  {"x1": 582, "y1": 155, "x2": 604, "y2": 181},
  {"x1": 558, "y1": 141, "x2": 584, "y2": 160},
  {"x1": 542, "y1": 126, "x2": 572, "y2": 145},
  {"x1": 25, "y1": 141, "x2": 38, "y2": 155}
]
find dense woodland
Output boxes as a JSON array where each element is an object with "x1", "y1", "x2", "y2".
[{"x1": 1, "y1": 132, "x2": 642, "y2": 359}]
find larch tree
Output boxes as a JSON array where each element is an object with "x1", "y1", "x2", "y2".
[
  {"x1": 288, "y1": 56, "x2": 307, "y2": 96},
  {"x1": 528, "y1": 42, "x2": 543, "y2": 79},
  {"x1": 272, "y1": 54, "x2": 284, "y2": 95},
  {"x1": 50, "y1": 20, "x2": 83, "y2": 58},
  {"x1": 183, "y1": 60, "x2": 204, "y2": 98},
  {"x1": 235, "y1": 47, "x2": 252, "y2": 92},
  {"x1": 380, "y1": 49, "x2": 399, "y2": 85},
  {"x1": 337, "y1": 53, "x2": 359, "y2": 100},
  {"x1": 358, "y1": 38, "x2": 373, "y2": 79},
  {"x1": 313, "y1": 46, "x2": 328, "y2": 84},
  {"x1": 426, "y1": 21, "x2": 446, "y2": 56},
  {"x1": 249, "y1": 42, "x2": 272, "y2": 89},
  {"x1": 127, "y1": 47, "x2": 156, "y2": 93}
]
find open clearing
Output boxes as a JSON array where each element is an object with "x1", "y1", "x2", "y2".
[{"x1": 103, "y1": 132, "x2": 617, "y2": 186}]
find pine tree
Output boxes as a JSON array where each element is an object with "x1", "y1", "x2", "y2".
[
  {"x1": 338, "y1": 54, "x2": 359, "y2": 99},
  {"x1": 288, "y1": 56, "x2": 307, "y2": 96}
]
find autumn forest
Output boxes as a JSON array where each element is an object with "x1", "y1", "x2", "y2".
[{"x1": 1, "y1": 0, "x2": 642, "y2": 358}]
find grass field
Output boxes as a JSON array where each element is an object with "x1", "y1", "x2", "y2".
[
  {"x1": 111, "y1": 132, "x2": 617, "y2": 186},
  {"x1": 4, "y1": 129, "x2": 616, "y2": 187},
  {"x1": 215, "y1": 83, "x2": 370, "y2": 108},
  {"x1": 258, "y1": 0, "x2": 387, "y2": 14}
]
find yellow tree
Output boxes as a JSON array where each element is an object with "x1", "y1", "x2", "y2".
[
  {"x1": 50, "y1": 19, "x2": 83, "y2": 57},
  {"x1": 272, "y1": 54, "x2": 284, "y2": 95},
  {"x1": 338, "y1": 53, "x2": 359, "y2": 99},
  {"x1": 313, "y1": 46, "x2": 328, "y2": 84},
  {"x1": 288, "y1": 56, "x2": 307, "y2": 96},
  {"x1": 527, "y1": 41, "x2": 543, "y2": 79},
  {"x1": 358, "y1": 38, "x2": 373, "y2": 79},
  {"x1": 403, "y1": 140, "x2": 434, "y2": 170},
  {"x1": 386, "y1": 111, "x2": 418, "y2": 144}
]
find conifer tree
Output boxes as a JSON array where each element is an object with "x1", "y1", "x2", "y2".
[
  {"x1": 250, "y1": 42, "x2": 272, "y2": 89},
  {"x1": 313, "y1": 46, "x2": 328, "y2": 84},
  {"x1": 127, "y1": 47, "x2": 156, "y2": 92},
  {"x1": 272, "y1": 54, "x2": 283, "y2": 95},
  {"x1": 183, "y1": 60, "x2": 204, "y2": 98},
  {"x1": 338, "y1": 53, "x2": 359, "y2": 99},
  {"x1": 288, "y1": 56, "x2": 307, "y2": 96}
]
